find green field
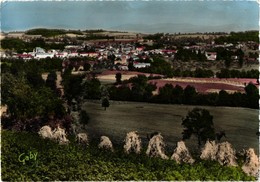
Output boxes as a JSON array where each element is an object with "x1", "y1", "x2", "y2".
[
  {"x1": 83, "y1": 101, "x2": 259, "y2": 154},
  {"x1": 1, "y1": 130, "x2": 256, "y2": 181}
]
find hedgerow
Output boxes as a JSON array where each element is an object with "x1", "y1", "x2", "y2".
[{"x1": 1, "y1": 130, "x2": 256, "y2": 181}]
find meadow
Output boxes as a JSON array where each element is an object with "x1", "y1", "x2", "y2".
[{"x1": 83, "y1": 101, "x2": 259, "y2": 154}]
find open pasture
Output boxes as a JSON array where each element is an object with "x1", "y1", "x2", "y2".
[{"x1": 83, "y1": 101, "x2": 259, "y2": 154}]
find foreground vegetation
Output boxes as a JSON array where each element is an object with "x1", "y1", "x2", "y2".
[{"x1": 1, "y1": 130, "x2": 255, "y2": 181}]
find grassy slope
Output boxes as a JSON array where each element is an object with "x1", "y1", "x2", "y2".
[
  {"x1": 83, "y1": 101, "x2": 259, "y2": 154},
  {"x1": 1, "y1": 130, "x2": 255, "y2": 181}
]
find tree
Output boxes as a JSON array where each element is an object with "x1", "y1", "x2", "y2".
[
  {"x1": 245, "y1": 83, "x2": 259, "y2": 109},
  {"x1": 80, "y1": 110, "x2": 90, "y2": 126},
  {"x1": 24, "y1": 60, "x2": 45, "y2": 88},
  {"x1": 2, "y1": 73, "x2": 65, "y2": 120},
  {"x1": 109, "y1": 85, "x2": 132, "y2": 101},
  {"x1": 183, "y1": 85, "x2": 197, "y2": 104},
  {"x1": 130, "y1": 75, "x2": 156, "y2": 102},
  {"x1": 83, "y1": 63, "x2": 91, "y2": 71},
  {"x1": 157, "y1": 84, "x2": 174, "y2": 103},
  {"x1": 26, "y1": 71, "x2": 45, "y2": 88},
  {"x1": 115, "y1": 72, "x2": 122, "y2": 84},
  {"x1": 63, "y1": 74, "x2": 84, "y2": 104},
  {"x1": 238, "y1": 57, "x2": 244, "y2": 68},
  {"x1": 82, "y1": 78, "x2": 101, "y2": 99},
  {"x1": 102, "y1": 98, "x2": 110, "y2": 110},
  {"x1": 224, "y1": 58, "x2": 232, "y2": 68},
  {"x1": 217, "y1": 90, "x2": 231, "y2": 106},
  {"x1": 182, "y1": 108, "x2": 215, "y2": 148},
  {"x1": 46, "y1": 71, "x2": 57, "y2": 93}
]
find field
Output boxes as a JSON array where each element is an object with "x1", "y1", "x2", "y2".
[
  {"x1": 2, "y1": 130, "x2": 255, "y2": 181},
  {"x1": 97, "y1": 70, "x2": 162, "y2": 84},
  {"x1": 149, "y1": 77, "x2": 257, "y2": 94},
  {"x1": 97, "y1": 70, "x2": 258, "y2": 93},
  {"x1": 83, "y1": 101, "x2": 259, "y2": 154}
]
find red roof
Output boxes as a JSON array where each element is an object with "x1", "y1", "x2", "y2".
[{"x1": 16, "y1": 54, "x2": 33, "y2": 58}]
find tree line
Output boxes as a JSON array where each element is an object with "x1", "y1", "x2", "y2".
[
  {"x1": 25, "y1": 28, "x2": 83, "y2": 37},
  {"x1": 1, "y1": 58, "x2": 63, "y2": 73},
  {"x1": 216, "y1": 69, "x2": 259, "y2": 79},
  {"x1": 171, "y1": 68, "x2": 259, "y2": 79},
  {"x1": 1, "y1": 37, "x2": 66, "y2": 53},
  {"x1": 109, "y1": 75, "x2": 259, "y2": 109},
  {"x1": 214, "y1": 31, "x2": 259, "y2": 44}
]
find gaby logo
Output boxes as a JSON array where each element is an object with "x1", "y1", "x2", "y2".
[{"x1": 18, "y1": 151, "x2": 38, "y2": 165}]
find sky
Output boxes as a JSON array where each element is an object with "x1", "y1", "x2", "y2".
[{"x1": 1, "y1": 0, "x2": 259, "y2": 33}]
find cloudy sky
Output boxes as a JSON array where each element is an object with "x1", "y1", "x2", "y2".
[{"x1": 1, "y1": 1, "x2": 259, "y2": 33}]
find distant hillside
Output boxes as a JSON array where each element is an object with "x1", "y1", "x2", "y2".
[
  {"x1": 110, "y1": 23, "x2": 257, "y2": 34},
  {"x1": 25, "y1": 28, "x2": 83, "y2": 37}
]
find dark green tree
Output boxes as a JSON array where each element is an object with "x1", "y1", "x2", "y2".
[
  {"x1": 80, "y1": 110, "x2": 90, "y2": 126},
  {"x1": 2, "y1": 73, "x2": 65, "y2": 120},
  {"x1": 63, "y1": 74, "x2": 84, "y2": 104},
  {"x1": 157, "y1": 84, "x2": 174, "y2": 103},
  {"x1": 115, "y1": 72, "x2": 122, "y2": 84},
  {"x1": 102, "y1": 98, "x2": 110, "y2": 111},
  {"x1": 183, "y1": 85, "x2": 197, "y2": 104},
  {"x1": 217, "y1": 90, "x2": 231, "y2": 106},
  {"x1": 46, "y1": 71, "x2": 57, "y2": 92},
  {"x1": 182, "y1": 108, "x2": 215, "y2": 148},
  {"x1": 245, "y1": 83, "x2": 259, "y2": 109},
  {"x1": 172, "y1": 85, "x2": 184, "y2": 104},
  {"x1": 26, "y1": 70, "x2": 45, "y2": 88},
  {"x1": 83, "y1": 63, "x2": 91, "y2": 71},
  {"x1": 82, "y1": 78, "x2": 101, "y2": 99},
  {"x1": 109, "y1": 85, "x2": 132, "y2": 101},
  {"x1": 130, "y1": 75, "x2": 156, "y2": 102}
]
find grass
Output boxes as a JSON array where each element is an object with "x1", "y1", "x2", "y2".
[
  {"x1": 83, "y1": 101, "x2": 259, "y2": 154},
  {"x1": 1, "y1": 130, "x2": 256, "y2": 181}
]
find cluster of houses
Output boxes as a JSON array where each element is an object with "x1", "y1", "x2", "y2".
[{"x1": 1, "y1": 31, "x2": 259, "y2": 71}]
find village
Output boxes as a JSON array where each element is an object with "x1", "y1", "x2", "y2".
[{"x1": 1, "y1": 30, "x2": 259, "y2": 72}]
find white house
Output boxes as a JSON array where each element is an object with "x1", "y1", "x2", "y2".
[
  {"x1": 133, "y1": 62, "x2": 151, "y2": 68},
  {"x1": 205, "y1": 52, "x2": 217, "y2": 61},
  {"x1": 33, "y1": 47, "x2": 54, "y2": 59}
]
